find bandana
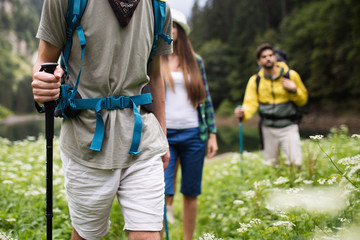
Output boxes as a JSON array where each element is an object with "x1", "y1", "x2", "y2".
[{"x1": 108, "y1": 0, "x2": 141, "y2": 28}]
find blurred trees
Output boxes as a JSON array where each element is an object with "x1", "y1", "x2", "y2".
[
  {"x1": 190, "y1": 0, "x2": 360, "y2": 112},
  {"x1": 1, "y1": 0, "x2": 360, "y2": 116},
  {"x1": 0, "y1": 0, "x2": 41, "y2": 114}
]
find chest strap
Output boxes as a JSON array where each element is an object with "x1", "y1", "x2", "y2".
[{"x1": 68, "y1": 93, "x2": 152, "y2": 154}]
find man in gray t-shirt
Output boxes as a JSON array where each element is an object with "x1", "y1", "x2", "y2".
[{"x1": 31, "y1": 0, "x2": 172, "y2": 239}]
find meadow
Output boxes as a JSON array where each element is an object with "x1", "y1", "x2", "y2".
[{"x1": 0, "y1": 126, "x2": 359, "y2": 239}]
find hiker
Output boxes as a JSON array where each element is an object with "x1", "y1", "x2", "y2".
[
  {"x1": 161, "y1": 9, "x2": 218, "y2": 240},
  {"x1": 31, "y1": 0, "x2": 172, "y2": 239},
  {"x1": 234, "y1": 43, "x2": 308, "y2": 169}
]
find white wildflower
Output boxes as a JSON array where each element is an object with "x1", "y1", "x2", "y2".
[
  {"x1": 13, "y1": 160, "x2": 23, "y2": 165},
  {"x1": 20, "y1": 164, "x2": 32, "y2": 171},
  {"x1": 250, "y1": 218, "x2": 261, "y2": 225},
  {"x1": 295, "y1": 176, "x2": 304, "y2": 183},
  {"x1": 317, "y1": 178, "x2": 326, "y2": 185},
  {"x1": 2, "y1": 180, "x2": 13, "y2": 184},
  {"x1": 274, "y1": 176, "x2": 289, "y2": 185},
  {"x1": 237, "y1": 227, "x2": 248, "y2": 234},
  {"x1": 237, "y1": 223, "x2": 251, "y2": 234},
  {"x1": 6, "y1": 218, "x2": 16, "y2": 223},
  {"x1": 338, "y1": 218, "x2": 350, "y2": 224},
  {"x1": 233, "y1": 200, "x2": 244, "y2": 205},
  {"x1": 346, "y1": 164, "x2": 360, "y2": 178},
  {"x1": 351, "y1": 134, "x2": 360, "y2": 138},
  {"x1": 338, "y1": 157, "x2": 351, "y2": 165},
  {"x1": 278, "y1": 211, "x2": 289, "y2": 218},
  {"x1": 26, "y1": 136, "x2": 36, "y2": 141},
  {"x1": 216, "y1": 213, "x2": 223, "y2": 220},
  {"x1": 272, "y1": 220, "x2": 295, "y2": 230},
  {"x1": 53, "y1": 208, "x2": 62, "y2": 213},
  {"x1": 254, "y1": 179, "x2": 271, "y2": 189},
  {"x1": 240, "y1": 223, "x2": 252, "y2": 228},
  {"x1": 243, "y1": 190, "x2": 256, "y2": 199},
  {"x1": 310, "y1": 135, "x2": 324, "y2": 140},
  {"x1": 327, "y1": 176, "x2": 337, "y2": 185},
  {"x1": 24, "y1": 190, "x2": 41, "y2": 196},
  {"x1": 286, "y1": 188, "x2": 303, "y2": 194},
  {"x1": 198, "y1": 233, "x2": 222, "y2": 240},
  {"x1": 303, "y1": 180, "x2": 314, "y2": 185},
  {"x1": 0, "y1": 232, "x2": 17, "y2": 240}
]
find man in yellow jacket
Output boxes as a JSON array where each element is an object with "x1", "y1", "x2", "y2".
[{"x1": 234, "y1": 43, "x2": 308, "y2": 168}]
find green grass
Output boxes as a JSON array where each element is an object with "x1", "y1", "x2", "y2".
[{"x1": 0, "y1": 126, "x2": 359, "y2": 239}]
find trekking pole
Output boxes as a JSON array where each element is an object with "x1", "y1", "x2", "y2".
[
  {"x1": 39, "y1": 62, "x2": 58, "y2": 240},
  {"x1": 236, "y1": 105, "x2": 244, "y2": 176},
  {"x1": 164, "y1": 198, "x2": 170, "y2": 240}
]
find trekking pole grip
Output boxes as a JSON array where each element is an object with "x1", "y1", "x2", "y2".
[
  {"x1": 40, "y1": 63, "x2": 58, "y2": 138},
  {"x1": 236, "y1": 105, "x2": 243, "y2": 122}
]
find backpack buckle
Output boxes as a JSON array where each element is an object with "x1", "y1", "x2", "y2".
[{"x1": 103, "y1": 96, "x2": 131, "y2": 110}]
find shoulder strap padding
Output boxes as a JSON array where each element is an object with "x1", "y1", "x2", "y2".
[
  {"x1": 147, "y1": 0, "x2": 172, "y2": 72},
  {"x1": 61, "y1": 0, "x2": 88, "y2": 70}
]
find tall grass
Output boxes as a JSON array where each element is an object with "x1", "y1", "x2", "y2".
[{"x1": 0, "y1": 126, "x2": 359, "y2": 239}]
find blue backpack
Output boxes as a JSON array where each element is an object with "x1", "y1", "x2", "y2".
[{"x1": 56, "y1": 0, "x2": 172, "y2": 154}]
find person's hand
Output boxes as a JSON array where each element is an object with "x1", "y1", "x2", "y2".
[
  {"x1": 282, "y1": 77, "x2": 297, "y2": 93},
  {"x1": 161, "y1": 148, "x2": 170, "y2": 170},
  {"x1": 32, "y1": 67, "x2": 63, "y2": 104},
  {"x1": 207, "y1": 133, "x2": 218, "y2": 158},
  {"x1": 234, "y1": 107, "x2": 244, "y2": 120}
]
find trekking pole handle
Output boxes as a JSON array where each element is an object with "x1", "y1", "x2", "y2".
[
  {"x1": 40, "y1": 63, "x2": 58, "y2": 109},
  {"x1": 236, "y1": 105, "x2": 243, "y2": 122},
  {"x1": 40, "y1": 63, "x2": 58, "y2": 141},
  {"x1": 40, "y1": 62, "x2": 58, "y2": 74},
  {"x1": 34, "y1": 63, "x2": 59, "y2": 113}
]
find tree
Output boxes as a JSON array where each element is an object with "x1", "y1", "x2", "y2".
[{"x1": 282, "y1": 0, "x2": 360, "y2": 107}]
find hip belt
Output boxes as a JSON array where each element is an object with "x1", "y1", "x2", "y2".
[{"x1": 56, "y1": 85, "x2": 152, "y2": 155}]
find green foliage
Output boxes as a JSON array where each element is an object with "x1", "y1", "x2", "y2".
[
  {"x1": 215, "y1": 99, "x2": 235, "y2": 117},
  {"x1": 198, "y1": 40, "x2": 232, "y2": 109},
  {"x1": 282, "y1": 0, "x2": 360, "y2": 101},
  {"x1": 0, "y1": 0, "x2": 40, "y2": 114},
  {"x1": 0, "y1": 105, "x2": 13, "y2": 119},
  {"x1": 1, "y1": 128, "x2": 359, "y2": 239},
  {"x1": 189, "y1": 0, "x2": 360, "y2": 111}
]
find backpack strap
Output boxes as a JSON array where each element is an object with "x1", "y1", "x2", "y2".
[
  {"x1": 60, "y1": 0, "x2": 88, "y2": 99},
  {"x1": 255, "y1": 74, "x2": 260, "y2": 94},
  {"x1": 255, "y1": 69, "x2": 290, "y2": 94},
  {"x1": 147, "y1": 0, "x2": 173, "y2": 72}
]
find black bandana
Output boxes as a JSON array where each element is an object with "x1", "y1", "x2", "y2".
[{"x1": 108, "y1": 0, "x2": 141, "y2": 28}]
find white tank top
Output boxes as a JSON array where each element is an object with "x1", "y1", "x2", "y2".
[{"x1": 165, "y1": 72, "x2": 199, "y2": 129}]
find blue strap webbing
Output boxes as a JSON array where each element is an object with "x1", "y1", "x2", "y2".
[
  {"x1": 60, "y1": 0, "x2": 87, "y2": 76},
  {"x1": 65, "y1": 93, "x2": 152, "y2": 153},
  {"x1": 147, "y1": 0, "x2": 173, "y2": 72}
]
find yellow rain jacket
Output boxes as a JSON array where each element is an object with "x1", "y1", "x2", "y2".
[{"x1": 242, "y1": 62, "x2": 308, "y2": 127}]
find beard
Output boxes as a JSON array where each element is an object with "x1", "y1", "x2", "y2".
[{"x1": 263, "y1": 61, "x2": 274, "y2": 69}]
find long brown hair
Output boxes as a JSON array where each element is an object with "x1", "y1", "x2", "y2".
[{"x1": 161, "y1": 23, "x2": 205, "y2": 108}]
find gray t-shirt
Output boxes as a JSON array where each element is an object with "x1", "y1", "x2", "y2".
[{"x1": 37, "y1": 0, "x2": 173, "y2": 169}]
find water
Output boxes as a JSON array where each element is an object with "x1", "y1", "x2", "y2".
[
  {"x1": 0, "y1": 118, "x2": 61, "y2": 141},
  {"x1": 0, "y1": 117, "x2": 328, "y2": 153}
]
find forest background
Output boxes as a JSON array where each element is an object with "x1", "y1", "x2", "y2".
[{"x1": 0, "y1": 0, "x2": 359, "y2": 125}]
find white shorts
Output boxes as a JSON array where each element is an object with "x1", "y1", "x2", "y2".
[
  {"x1": 61, "y1": 151, "x2": 165, "y2": 240},
  {"x1": 262, "y1": 124, "x2": 302, "y2": 166}
]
